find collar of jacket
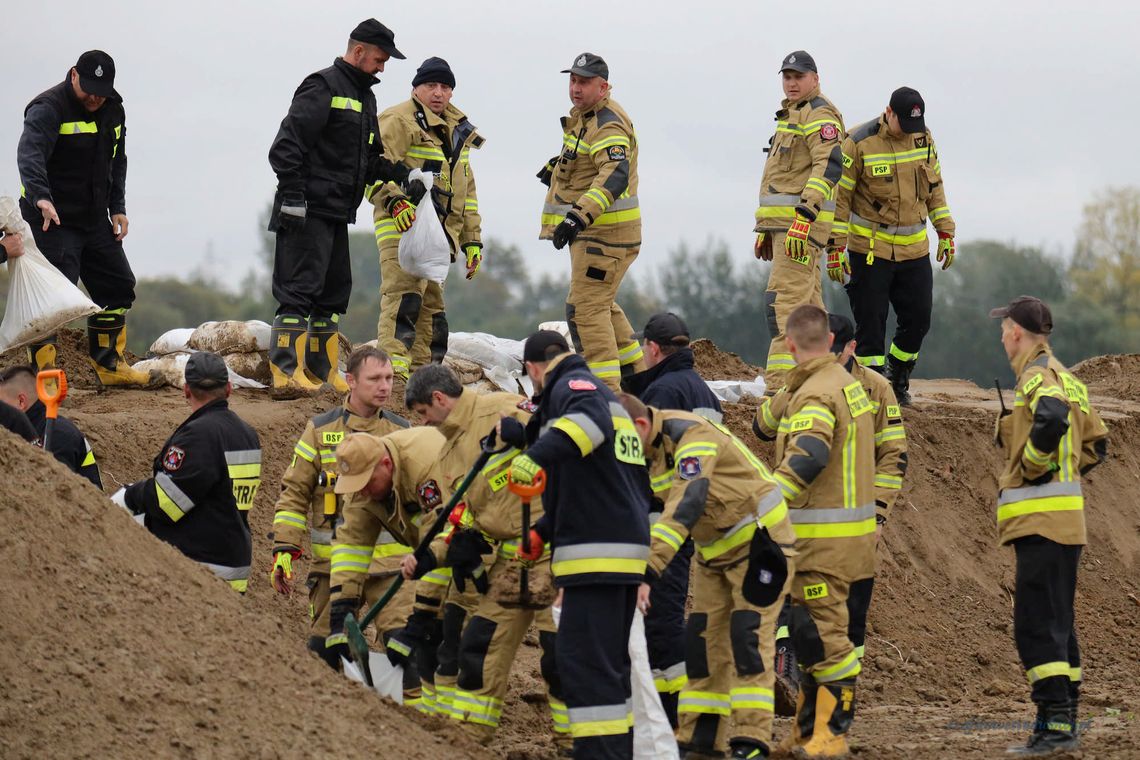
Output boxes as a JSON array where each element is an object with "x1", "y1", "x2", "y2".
[
  {"x1": 644, "y1": 407, "x2": 666, "y2": 461},
  {"x1": 439, "y1": 387, "x2": 478, "y2": 439},
  {"x1": 569, "y1": 94, "x2": 611, "y2": 123},
  {"x1": 1010, "y1": 341, "x2": 1052, "y2": 377},
  {"x1": 185, "y1": 397, "x2": 230, "y2": 423},
  {"x1": 333, "y1": 57, "x2": 379, "y2": 89},
  {"x1": 781, "y1": 85, "x2": 822, "y2": 112},
  {"x1": 784, "y1": 354, "x2": 838, "y2": 393},
  {"x1": 24, "y1": 399, "x2": 47, "y2": 430},
  {"x1": 340, "y1": 400, "x2": 384, "y2": 429},
  {"x1": 542, "y1": 352, "x2": 583, "y2": 387},
  {"x1": 622, "y1": 347, "x2": 696, "y2": 397}
]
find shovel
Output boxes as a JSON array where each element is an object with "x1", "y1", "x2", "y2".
[
  {"x1": 506, "y1": 471, "x2": 545, "y2": 609},
  {"x1": 35, "y1": 369, "x2": 67, "y2": 451},
  {"x1": 344, "y1": 434, "x2": 509, "y2": 686}
]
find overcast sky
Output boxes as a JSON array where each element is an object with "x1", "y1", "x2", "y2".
[{"x1": 2, "y1": 0, "x2": 1137, "y2": 292}]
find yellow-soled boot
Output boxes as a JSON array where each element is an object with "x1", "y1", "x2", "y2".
[
  {"x1": 269, "y1": 314, "x2": 322, "y2": 400},
  {"x1": 778, "y1": 674, "x2": 817, "y2": 753},
  {"x1": 87, "y1": 311, "x2": 159, "y2": 388},
  {"x1": 27, "y1": 337, "x2": 57, "y2": 371},
  {"x1": 304, "y1": 315, "x2": 349, "y2": 393},
  {"x1": 794, "y1": 678, "x2": 855, "y2": 759}
]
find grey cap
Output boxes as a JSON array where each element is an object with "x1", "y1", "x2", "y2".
[
  {"x1": 184, "y1": 351, "x2": 229, "y2": 389},
  {"x1": 561, "y1": 52, "x2": 609, "y2": 81},
  {"x1": 779, "y1": 50, "x2": 817, "y2": 74}
]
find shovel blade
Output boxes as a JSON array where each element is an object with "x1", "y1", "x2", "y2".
[{"x1": 345, "y1": 613, "x2": 373, "y2": 687}]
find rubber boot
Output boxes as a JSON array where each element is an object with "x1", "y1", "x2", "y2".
[
  {"x1": 1006, "y1": 701, "x2": 1078, "y2": 756},
  {"x1": 795, "y1": 678, "x2": 856, "y2": 758},
  {"x1": 729, "y1": 739, "x2": 769, "y2": 758},
  {"x1": 27, "y1": 336, "x2": 58, "y2": 371},
  {"x1": 87, "y1": 312, "x2": 159, "y2": 388},
  {"x1": 778, "y1": 673, "x2": 818, "y2": 752},
  {"x1": 305, "y1": 316, "x2": 349, "y2": 393},
  {"x1": 885, "y1": 355, "x2": 915, "y2": 406},
  {"x1": 269, "y1": 314, "x2": 322, "y2": 400}
]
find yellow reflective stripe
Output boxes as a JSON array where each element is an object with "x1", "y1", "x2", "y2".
[
  {"x1": 273, "y1": 510, "x2": 308, "y2": 530},
  {"x1": 551, "y1": 558, "x2": 647, "y2": 577},
  {"x1": 678, "y1": 690, "x2": 731, "y2": 716},
  {"x1": 757, "y1": 498, "x2": 789, "y2": 530},
  {"x1": 675, "y1": 442, "x2": 718, "y2": 460},
  {"x1": 329, "y1": 96, "x2": 362, "y2": 112},
  {"x1": 1069, "y1": 667, "x2": 1082, "y2": 682},
  {"x1": 59, "y1": 121, "x2": 98, "y2": 135},
  {"x1": 329, "y1": 544, "x2": 372, "y2": 574},
  {"x1": 997, "y1": 495, "x2": 1083, "y2": 523},
  {"x1": 618, "y1": 341, "x2": 644, "y2": 366},
  {"x1": 583, "y1": 187, "x2": 612, "y2": 212},
  {"x1": 155, "y1": 481, "x2": 185, "y2": 522},
  {"x1": 1023, "y1": 439, "x2": 1053, "y2": 467},
  {"x1": 775, "y1": 473, "x2": 803, "y2": 501},
  {"x1": 421, "y1": 568, "x2": 453, "y2": 586},
  {"x1": 760, "y1": 399, "x2": 778, "y2": 431},
  {"x1": 654, "y1": 673, "x2": 688, "y2": 693},
  {"x1": 589, "y1": 135, "x2": 631, "y2": 154},
  {"x1": 889, "y1": 343, "x2": 920, "y2": 362},
  {"x1": 552, "y1": 417, "x2": 599, "y2": 456},
  {"x1": 730, "y1": 686, "x2": 775, "y2": 711},
  {"x1": 540, "y1": 205, "x2": 641, "y2": 227},
  {"x1": 795, "y1": 405, "x2": 836, "y2": 429},
  {"x1": 857, "y1": 355, "x2": 886, "y2": 368},
  {"x1": 373, "y1": 542, "x2": 412, "y2": 559},
  {"x1": 374, "y1": 219, "x2": 401, "y2": 244},
  {"x1": 81, "y1": 450, "x2": 96, "y2": 467},
  {"x1": 549, "y1": 697, "x2": 571, "y2": 732},
  {"x1": 766, "y1": 353, "x2": 796, "y2": 371},
  {"x1": 793, "y1": 517, "x2": 876, "y2": 539},
  {"x1": 813, "y1": 649, "x2": 862, "y2": 682},
  {"x1": 838, "y1": 175, "x2": 856, "y2": 191},
  {"x1": 849, "y1": 221, "x2": 927, "y2": 246},
  {"x1": 453, "y1": 691, "x2": 504, "y2": 726},
  {"x1": 804, "y1": 177, "x2": 832, "y2": 200},
  {"x1": 464, "y1": 198, "x2": 479, "y2": 210},
  {"x1": 650, "y1": 470, "x2": 674, "y2": 494},
  {"x1": 586, "y1": 359, "x2": 621, "y2": 379},
  {"x1": 227, "y1": 463, "x2": 261, "y2": 479},
  {"x1": 650, "y1": 523, "x2": 685, "y2": 552},
  {"x1": 563, "y1": 133, "x2": 592, "y2": 153},
  {"x1": 698, "y1": 519, "x2": 755, "y2": 560},
  {"x1": 312, "y1": 544, "x2": 333, "y2": 559},
  {"x1": 863, "y1": 147, "x2": 928, "y2": 165},
  {"x1": 1027, "y1": 661, "x2": 1072, "y2": 684},
  {"x1": 406, "y1": 145, "x2": 447, "y2": 160},
  {"x1": 875, "y1": 426, "x2": 906, "y2": 444},
  {"x1": 569, "y1": 713, "x2": 633, "y2": 738},
  {"x1": 842, "y1": 420, "x2": 857, "y2": 509},
  {"x1": 929, "y1": 206, "x2": 951, "y2": 221},
  {"x1": 874, "y1": 474, "x2": 903, "y2": 490},
  {"x1": 293, "y1": 441, "x2": 317, "y2": 462}
]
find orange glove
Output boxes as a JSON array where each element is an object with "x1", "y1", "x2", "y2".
[{"x1": 516, "y1": 529, "x2": 545, "y2": 561}]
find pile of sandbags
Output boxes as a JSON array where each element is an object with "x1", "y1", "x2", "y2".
[{"x1": 135, "y1": 320, "x2": 272, "y2": 389}]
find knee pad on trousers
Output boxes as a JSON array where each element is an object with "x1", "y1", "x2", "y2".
[
  {"x1": 539, "y1": 629, "x2": 563, "y2": 700},
  {"x1": 564, "y1": 303, "x2": 584, "y2": 353},
  {"x1": 730, "y1": 610, "x2": 764, "y2": 676},
  {"x1": 682, "y1": 715, "x2": 722, "y2": 753},
  {"x1": 430, "y1": 312, "x2": 448, "y2": 363},
  {"x1": 764, "y1": 291, "x2": 778, "y2": 337},
  {"x1": 437, "y1": 603, "x2": 467, "y2": 678},
  {"x1": 846, "y1": 578, "x2": 875, "y2": 650},
  {"x1": 456, "y1": 615, "x2": 497, "y2": 691},
  {"x1": 685, "y1": 613, "x2": 711, "y2": 679},
  {"x1": 789, "y1": 604, "x2": 826, "y2": 670},
  {"x1": 395, "y1": 292, "x2": 424, "y2": 349}
]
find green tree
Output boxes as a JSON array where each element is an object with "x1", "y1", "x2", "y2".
[{"x1": 1069, "y1": 186, "x2": 1140, "y2": 336}]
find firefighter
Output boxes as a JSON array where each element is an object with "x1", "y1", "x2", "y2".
[
  {"x1": 122, "y1": 352, "x2": 261, "y2": 592},
  {"x1": 17, "y1": 50, "x2": 155, "y2": 386},
  {"x1": 618, "y1": 393, "x2": 795, "y2": 759},
  {"x1": 398, "y1": 364, "x2": 567, "y2": 747},
  {"x1": 268, "y1": 346, "x2": 412, "y2": 668},
  {"x1": 620, "y1": 312, "x2": 723, "y2": 726},
  {"x1": 753, "y1": 51, "x2": 845, "y2": 392},
  {"x1": 766, "y1": 305, "x2": 876, "y2": 757},
  {"x1": 989, "y1": 296, "x2": 1107, "y2": 756},
  {"x1": 539, "y1": 53, "x2": 645, "y2": 391},
  {"x1": 324, "y1": 427, "x2": 447, "y2": 687},
  {"x1": 507, "y1": 330, "x2": 651, "y2": 760},
  {"x1": 0, "y1": 364, "x2": 101, "y2": 488},
  {"x1": 267, "y1": 19, "x2": 409, "y2": 398},
  {"x1": 829, "y1": 87, "x2": 956, "y2": 405},
  {"x1": 371, "y1": 57, "x2": 485, "y2": 380}
]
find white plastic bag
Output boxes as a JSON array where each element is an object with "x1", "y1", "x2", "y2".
[
  {"x1": 188, "y1": 319, "x2": 271, "y2": 355},
  {"x1": 341, "y1": 655, "x2": 405, "y2": 702},
  {"x1": 148, "y1": 328, "x2": 195, "y2": 356},
  {"x1": 397, "y1": 170, "x2": 451, "y2": 284},
  {"x1": 0, "y1": 196, "x2": 100, "y2": 352}
]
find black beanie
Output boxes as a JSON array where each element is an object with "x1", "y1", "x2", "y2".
[{"x1": 412, "y1": 57, "x2": 455, "y2": 88}]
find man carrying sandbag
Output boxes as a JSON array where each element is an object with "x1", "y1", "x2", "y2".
[{"x1": 17, "y1": 50, "x2": 154, "y2": 386}]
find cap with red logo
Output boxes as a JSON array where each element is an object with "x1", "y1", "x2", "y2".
[{"x1": 889, "y1": 86, "x2": 926, "y2": 134}]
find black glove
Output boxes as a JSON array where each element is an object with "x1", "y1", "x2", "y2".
[
  {"x1": 324, "y1": 596, "x2": 358, "y2": 667},
  {"x1": 552, "y1": 212, "x2": 584, "y2": 250},
  {"x1": 410, "y1": 549, "x2": 437, "y2": 580},
  {"x1": 499, "y1": 416, "x2": 528, "y2": 449},
  {"x1": 385, "y1": 609, "x2": 437, "y2": 668},
  {"x1": 537, "y1": 156, "x2": 558, "y2": 186},
  {"x1": 277, "y1": 193, "x2": 307, "y2": 233},
  {"x1": 402, "y1": 177, "x2": 428, "y2": 205},
  {"x1": 448, "y1": 529, "x2": 493, "y2": 594}
]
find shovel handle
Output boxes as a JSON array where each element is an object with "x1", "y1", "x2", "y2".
[{"x1": 36, "y1": 369, "x2": 67, "y2": 417}]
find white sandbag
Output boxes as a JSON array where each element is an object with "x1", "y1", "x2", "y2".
[
  {"x1": 148, "y1": 328, "x2": 195, "y2": 356},
  {"x1": 188, "y1": 320, "x2": 270, "y2": 355},
  {"x1": 446, "y1": 332, "x2": 528, "y2": 394},
  {"x1": 341, "y1": 655, "x2": 405, "y2": 702},
  {"x1": 0, "y1": 196, "x2": 100, "y2": 352},
  {"x1": 537, "y1": 320, "x2": 575, "y2": 347},
  {"x1": 223, "y1": 351, "x2": 270, "y2": 384},
  {"x1": 706, "y1": 375, "x2": 766, "y2": 403},
  {"x1": 131, "y1": 353, "x2": 266, "y2": 389},
  {"x1": 397, "y1": 170, "x2": 451, "y2": 284}
]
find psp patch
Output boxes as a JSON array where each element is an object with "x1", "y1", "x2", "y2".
[
  {"x1": 677, "y1": 456, "x2": 702, "y2": 480},
  {"x1": 607, "y1": 145, "x2": 627, "y2": 161},
  {"x1": 517, "y1": 399, "x2": 538, "y2": 413},
  {"x1": 568, "y1": 379, "x2": 597, "y2": 391},
  {"x1": 418, "y1": 479, "x2": 443, "y2": 508},
  {"x1": 820, "y1": 123, "x2": 839, "y2": 141},
  {"x1": 162, "y1": 445, "x2": 186, "y2": 472}
]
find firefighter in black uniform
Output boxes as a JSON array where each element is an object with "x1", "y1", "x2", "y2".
[
  {"x1": 267, "y1": 19, "x2": 409, "y2": 398},
  {"x1": 506, "y1": 330, "x2": 651, "y2": 760},
  {"x1": 0, "y1": 365, "x2": 101, "y2": 488},
  {"x1": 17, "y1": 50, "x2": 153, "y2": 386},
  {"x1": 124, "y1": 352, "x2": 262, "y2": 592}
]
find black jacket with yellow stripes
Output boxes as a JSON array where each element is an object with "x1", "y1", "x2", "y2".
[
  {"x1": 125, "y1": 399, "x2": 261, "y2": 572},
  {"x1": 26, "y1": 400, "x2": 101, "y2": 489}
]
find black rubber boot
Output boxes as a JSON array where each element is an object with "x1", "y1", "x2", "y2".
[
  {"x1": 1006, "y1": 701, "x2": 1078, "y2": 756},
  {"x1": 885, "y1": 355, "x2": 915, "y2": 406},
  {"x1": 729, "y1": 738, "x2": 769, "y2": 758}
]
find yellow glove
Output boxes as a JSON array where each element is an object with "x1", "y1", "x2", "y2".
[
  {"x1": 785, "y1": 213, "x2": 812, "y2": 262},
  {"x1": 826, "y1": 246, "x2": 850, "y2": 283},
  {"x1": 388, "y1": 198, "x2": 416, "y2": 233},
  {"x1": 936, "y1": 232, "x2": 955, "y2": 270},
  {"x1": 269, "y1": 549, "x2": 299, "y2": 595},
  {"x1": 464, "y1": 244, "x2": 483, "y2": 280},
  {"x1": 509, "y1": 454, "x2": 543, "y2": 487}
]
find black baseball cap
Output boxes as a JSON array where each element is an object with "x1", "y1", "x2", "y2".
[
  {"x1": 350, "y1": 19, "x2": 406, "y2": 59},
  {"x1": 779, "y1": 50, "x2": 817, "y2": 74},
  {"x1": 741, "y1": 526, "x2": 788, "y2": 607},
  {"x1": 184, "y1": 351, "x2": 230, "y2": 389},
  {"x1": 635, "y1": 312, "x2": 691, "y2": 347},
  {"x1": 523, "y1": 330, "x2": 571, "y2": 363},
  {"x1": 890, "y1": 87, "x2": 926, "y2": 134},
  {"x1": 828, "y1": 314, "x2": 855, "y2": 354},
  {"x1": 561, "y1": 52, "x2": 609, "y2": 81},
  {"x1": 75, "y1": 50, "x2": 116, "y2": 99},
  {"x1": 989, "y1": 296, "x2": 1053, "y2": 335}
]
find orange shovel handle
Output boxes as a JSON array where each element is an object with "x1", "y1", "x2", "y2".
[
  {"x1": 36, "y1": 369, "x2": 67, "y2": 419},
  {"x1": 508, "y1": 469, "x2": 545, "y2": 501}
]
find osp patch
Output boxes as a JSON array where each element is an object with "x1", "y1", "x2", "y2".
[
  {"x1": 677, "y1": 456, "x2": 702, "y2": 480},
  {"x1": 418, "y1": 479, "x2": 443, "y2": 508},
  {"x1": 163, "y1": 445, "x2": 186, "y2": 472}
]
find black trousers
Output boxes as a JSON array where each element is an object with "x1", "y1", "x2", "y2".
[
  {"x1": 1013, "y1": 535, "x2": 1082, "y2": 706},
  {"x1": 559, "y1": 584, "x2": 637, "y2": 760},
  {"x1": 846, "y1": 577, "x2": 875, "y2": 657},
  {"x1": 645, "y1": 537, "x2": 693, "y2": 727},
  {"x1": 846, "y1": 253, "x2": 932, "y2": 366},
  {"x1": 272, "y1": 216, "x2": 351, "y2": 318},
  {"x1": 23, "y1": 214, "x2": 136, "y2": 310}
]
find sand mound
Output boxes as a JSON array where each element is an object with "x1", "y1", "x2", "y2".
[{"x1": 1074, "y1": 354, "x2": 1140, "y2": 404}]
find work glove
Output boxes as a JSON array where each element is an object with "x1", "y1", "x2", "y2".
[
  {"x1": 269, "y1": 547, "x2": 302, "y2": 596},
  {"x1": 552, "y1": 211, "x2": 584, "y2": 250},
  {"x1": 936, "y1": 232, "x2": 955, "y2": 270},
  {"x1": 447, "y1": 529, "x2": 493, "y2": 593},
  {"x1": 464, "y1": 244, "x2": 483, "y2": 280},
  {"x1": 402, "y1": 177, "x2": 428, "y2": 206},
  {"x1": 516, "y1": 528, "x2": 545, "y2": 562},
  {"x1": 826, "y1": 246, "x2": 851, "y2": 283},
  {"x1": 498, "y1": 416, "x2": 528, "y2": 449},
  {"x1": 509, "y1": 453, "x2": 544, "y2": 487},
  {"x1": 409, "y1": 548, "x2": 437, "y2": 580},
  {"x1": 324, "y1": 596, "x2": 359, "y2": 668},
  {"x1": 385, "y1": 609, "x2": 437, "y2": 668},
  {"x1": 386, "y1": 197, "x2": 417, "y2": 233},
  {"x1": 537, "y1": 155, "x2": 558, "y2": 186},
  {"x1": 277, "y1": 194, "x2": 307, "y2": 233},
  {"x1": 784, "y1": 212, "x2": 813, "y2": 261},
  {"x1": 754, "y1": 231, "x2": 772, "y2": 261}
]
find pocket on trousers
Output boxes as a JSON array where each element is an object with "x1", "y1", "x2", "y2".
[{"x1": 582, "y1": 248, "x2": 618, "y2": 284}]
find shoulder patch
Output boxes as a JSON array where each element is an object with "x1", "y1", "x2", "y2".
[
  {"x1": 914, "y1": 135, "x2": 927, "y2": 149},
  {"x1": 321, "y1": 431, "x2": 344, "y2": 446},
  {"x1": 517, "y1": 399, "x2": 539, "y2": 413},
  {"x1": 606, "y1": 145, "x2": 627, "y2": 161},
  {"x1": 1021, "y1": 372, "x2": 1044, "y2": 397},
  {"x1": 886, "y1": 404, "x2": 902, "y2": 419},
  {"x1": 567, "y1": 379, "x2": 597, "y2": 391},
  {"x1": 162, "y1": 445, "x2": 186, "y2": 472},
  {"x1": 842, "y1": 152, "x2": 854, "y2": 168},
  {"x1": 418, "y1": 479, "x2": 443, "y2": 508},
  {"x1": 820, "y1": 123, "x2": 839, "y2": 141},
  {"x1": 677, "y1": 456, "x2": 702, "y2": 480}
]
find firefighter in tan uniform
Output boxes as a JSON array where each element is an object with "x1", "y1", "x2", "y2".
[
  {"x1": 324, "y1": 426, "x2": 447, "y2": 706},
  {"x1": 371, "y1": 57, "x2": 484, "y2": 379},
  {"x1": 539, "y1": 52, "x2": 645, "y2": 390},
  {"x1": 766, "y1": 305, "x2": 876, "y2": 758},
  {"x1": 401, "y1": 364, "x2": 567, "y2": 747},
  {"x1": 269, "y1": 347, "x2": 413, "y2": 668},
  {"x1": 989, "y1": 297, "x2": 1107, "y2": 756},
  {"x1": 829, "y1": 87, "x2": 955, "y2": 405},
  {"x1": 753, "y1": 51, "x2": 845, "y2": 391},
  {"x1": 619, "y1": 394, "x2": 795, "y2": 760}
]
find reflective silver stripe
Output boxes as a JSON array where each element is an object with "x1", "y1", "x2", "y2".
[
  {"x1": 559, "y1": 413, "x2": 606, "y2": 448},
  {"x1": 648, "y1": 512, "x2": 663, "y2": 524},
  {"x1": 788, "y1": 503, "x2": 875, "y2": 524},
  {"x1": 848, "y1": 212, "x2": 926, "y2": 236},
  {"x1": 756, "y1": 488, "x2": 785, "y2": 519},
  {"x1": 693, "y1": 407, "x2": 723, "y2": 424},
  {"x1": 378, "y1": 531, "x2": 400, "y2": 545},
  {"x1": 998, "y1": 481, "x2": 1083, "y2": 506},
  {"x1": 568, "y1": 700, "x2": 633, "y2": 723},
  {"x1": 310, "y1": 528, "x2": 333, "y2": 545},
  {"x1": 652, "y1": 661, "x2": 687, "y2": 682},
  {"x1": 201, "y1": 562, "x2": 251, "y2": 581},
  {"x1": 553, "y1": 542, "x2": 650, "y2": 563},
  {"x1": 224, "y1": 449, "x2": 262, "y2": 464},
  {"x1": 543, "y1": 197, "x2": 639, "y2": 215},
  {"x1": 708, "y1": 512, "x2": 754, "y2": 545},
  {"x1": 155, "y1": 472, "x2": 195, "y2": 513},
  {"x1": 757, "y1": 194, "x2": 837, "y2": 211}
]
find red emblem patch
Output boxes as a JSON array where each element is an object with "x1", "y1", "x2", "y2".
[
  {"x1": 820, "y1": 123, "x2": 839, "y2": 141},
  {"x1": 418, "y1": 479, "x2": 442, "y2": 508},
  {"x1": 162, "y1": 445, "x2": 186, "y2": 472},
  {"x1": 517, "y1": 399, "x2": 538, "y2": 413},
  {"x1": 568, "y1": 379, "x2": 597, "y2": 391}
]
